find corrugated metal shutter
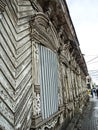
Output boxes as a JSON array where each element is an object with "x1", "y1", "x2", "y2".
[{"x1": 38, "y1": 44, "x2": 58, "y2": 119}]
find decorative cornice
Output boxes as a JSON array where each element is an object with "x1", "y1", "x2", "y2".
[{"x1": 0, "y1": 0, "x2": 6, "y2": 12}]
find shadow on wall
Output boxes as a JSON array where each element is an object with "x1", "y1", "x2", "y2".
[
  {"x1": 0, "y1": 126, "x2": 4, "y2": 130},
  {"x1": 59, "y1": 116, "x2": 71, "y2": 130}
]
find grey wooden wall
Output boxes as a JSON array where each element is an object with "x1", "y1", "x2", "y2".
[
  {"x1": 0, "y1": 0, "x2": 34, "y2": 130},
  {"x1": 0, "y1": 0, "x2": 88, "y2": 130}
]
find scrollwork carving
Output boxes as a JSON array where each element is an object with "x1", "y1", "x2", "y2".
[
  {"x1": 33, "y1": 93, "x2": 41, "y2": 116},
  {"x1": 38, "y1": 118, "x2": 58, "y2": 130}
]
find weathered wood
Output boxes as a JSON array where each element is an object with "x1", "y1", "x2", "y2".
[
  {"x1": 0, "y1": 0, "x2": 88, "y2": 130},
  {"x1": 0, "y1": 0, "x2": 6, "y2": 12},
  {"x1": 0, "y1": 0, "x2": 33, "y2": 130}
]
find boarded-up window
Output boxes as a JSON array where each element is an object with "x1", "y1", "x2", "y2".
[{"x1": 38, "y1": 44, "x2": 58, "y2": 119}]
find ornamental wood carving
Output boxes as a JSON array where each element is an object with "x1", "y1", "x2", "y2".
[{"x1": 30, "y1": 13, "x2": 59, "y2": 51}]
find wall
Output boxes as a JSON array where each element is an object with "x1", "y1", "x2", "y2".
[
  {"x1": 0, "y1": 0, "x2": 88, "y2": 130},
  {"x1": 0, "y1": 0, "x2": 34, "y2": 129}
]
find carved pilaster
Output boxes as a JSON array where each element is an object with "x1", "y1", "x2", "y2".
[
  {"x1": 67, "y1": 68, "x2": 73, "y2": 101},
  {"x1": 33, "y1": 92, "x2": 41, "y2": 116},
  {"x1": 31, "y1": 41, "x2": 42, "y2": 128},
  {"x1": 58, "y1": 62, "x2": 64, "y2": 108}
]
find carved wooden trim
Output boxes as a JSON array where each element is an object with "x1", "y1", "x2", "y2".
[
  {"x1": 31, "y1": 109, "x2": 64, "y2": 129},
  {"x1": 30, "y1": 0, "x2": 43, "y2": 12},
  {"x1": 0, "y1": 0, "x2": 6, "y2": 12},
  {"x1": 34, "y1": 85, "x2": 40, "y2": 94},
  {"x1": 30, "y1": 12, "x2": 59, "y2": 51},
  {"x1": 31, "y1": 41, "x2": 41, "y2": 117},
  {"x1": 59, "y1": 55, "x2": 69, "y2": 67}
]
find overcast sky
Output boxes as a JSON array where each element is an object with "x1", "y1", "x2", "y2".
[{"x1": 66, "y1": 0, "x2": 98, "y2": 84}]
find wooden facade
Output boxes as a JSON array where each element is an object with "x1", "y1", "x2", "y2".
[{"x1": 0, "y1": 0, "x2": 88, "y2": 130}]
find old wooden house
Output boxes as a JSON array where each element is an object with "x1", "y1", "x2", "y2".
[{"x1": 0, "y1": 0, "x2": 88, "y2": 130}]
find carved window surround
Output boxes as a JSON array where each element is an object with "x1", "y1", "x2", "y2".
[
  {"x1": 30, "y1": 12, "x2": 65, "y2": 129},
  {"x1": 30, "y1": 12, "x2": 59, "y2": 52},
  {"x1": 31, "y1": 109, "x2": 64, "y2": 129}
]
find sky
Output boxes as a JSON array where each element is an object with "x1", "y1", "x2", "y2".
[{"x1": 66, "y1": 0, "x2": 98, "y2": 84}]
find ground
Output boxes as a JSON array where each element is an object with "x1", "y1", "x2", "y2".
[{"x1": 75, "y1": 95, "x2": 98, "y2": 130}]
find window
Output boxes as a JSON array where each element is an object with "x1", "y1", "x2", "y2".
[{"x1": 38, "y1": 44, "x2": 58, "y2": 119}]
